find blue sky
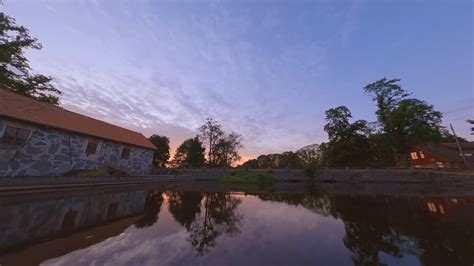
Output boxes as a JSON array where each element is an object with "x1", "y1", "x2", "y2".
[{"x1": 3, "y1": 0, "x2": 473, "y2": 159}]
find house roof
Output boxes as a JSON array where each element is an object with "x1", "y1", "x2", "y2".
[
  {"x1": 441, "y1": 142, "x2": 474, "y2": 150},
  {"x1": 0, "y1": 89, "x2": 156, "y2": 150},
  {"x1": 415, "y1": 143, "x2": 474, "y2": 164}
]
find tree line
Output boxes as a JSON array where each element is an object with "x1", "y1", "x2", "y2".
[
  {"x1": 149, "y1": 118, "x2": 243, "y2": 168},
  {"x1": 242, "y1": 78, "x2": 472, "y2": 169}
]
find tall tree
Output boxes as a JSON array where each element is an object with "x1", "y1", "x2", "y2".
[
  {"x1": 148, "y1": 134, "x2": 170, "y2": 168},
  {"x1": 198, "y1": 118, "x2": 224, "y2": 166},
  {"x1": 0, "y1": 12, "x2": 61, "y2": 105},
  {"x1": 468, "y1": 119, "x2": 474, "y2": 135},
  {"x1": 364, "y1": 78, "x2": 442, "y2": 166},
  {"x1": 213, "y1": 132, "x2": 243, "y2": 167},
  {"x1": 172, "y1": 136, "x2": 206, "y2": 168},
  {"x1": 322, "y1": 106, "x2": 372, "y2": 167}
]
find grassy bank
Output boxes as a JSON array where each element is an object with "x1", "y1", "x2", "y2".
[{"x1": 220, "y1": 171, "x2": 274, "y2": 190}]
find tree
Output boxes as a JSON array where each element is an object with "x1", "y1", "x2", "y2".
[
  {"x1": 213, "y1": 132, "x2": 243, "y2": 167},
  {"x1": 322, "y1": 106, "x2": 372, "y2": 167},
  {"x1": 240, "y1": 158, "x2": 259, "y2": 169},
  {"x1": 297, "y1": 148, "x2": 320, "y2": 167},
  {"x1": 198, "y1": 118, "x2": 243, "y2": 167},
  {"x1": 0, "y1": 12, "x2": 61, "y2": 105},
  {"x1": 172, "y1": 136, "x2": 206, "y2": 168},
  {"x1": 468, "y1": 120, "x2": 474, "y2": 135},
  {"x1": 364, "y1": 78, "x2": 442, "y2": 166},
  {"x1": 198, "y1": 118, "x2": 224, "y2": 166},
  {"x1": 148, "y1": 134, "x2": 170, "y2": 168}
]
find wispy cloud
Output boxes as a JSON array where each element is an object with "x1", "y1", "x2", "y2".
[{"x1": 6, "y1": 0, "x2": 472, "y2": 160}]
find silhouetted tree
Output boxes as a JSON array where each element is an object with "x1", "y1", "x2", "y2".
[
  {"x1": 198, "y1": 118, "x2": 224, "y2": 166},
  {"x1": 322, "y1": 106, "x2": 372, "y2": 167},
  {"x1": 198, "y1": 118, "x2": 243, "y2": 167},
  {"x1": 172, "y1": 136, "x2": 206, "y2": 168},
  {"x1": 213, "y1": 132, "x2": 243, "y2": 167},
  {"x1": 364, "y1": 78, "x2": 442, "y2": 167},
  {"x1": 148, "y1": 134, "x2": 170, "y2": 168},
  {"x1": 0, "y1": 11, "x2": 61, "y2": 105}
]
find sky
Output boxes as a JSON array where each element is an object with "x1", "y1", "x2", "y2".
[{"x1": 3, "y1": 0, "x2": 473, "y2": 160}]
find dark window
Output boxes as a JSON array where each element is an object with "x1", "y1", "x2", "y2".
[
  {"x1": 1, "y1": 126, "x2": 30, "y2": 146},
  {"x1": 121, "y1": 148, "x2": 131, "y2": 159},
  {"x1": 85, "y1": 140, "x2": 98, "y2": 154}
]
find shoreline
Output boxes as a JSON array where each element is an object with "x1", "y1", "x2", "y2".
[{"x1": 0, "y1": 168, "x2": 472, "y2": 195}]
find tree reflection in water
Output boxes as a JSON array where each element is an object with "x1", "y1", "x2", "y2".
[
  {"x1": 257, "y1": 189, "x2": 474, "y2": 266},
  {"x1": 168, "y1": 192, "x2": 243, "y2": 256},
  {"x1": 167, "y1": 191, "x2": 203, "y2": 230},
  {"x1": 135, "y1": 190, "x2": 164, "y2": 228}
]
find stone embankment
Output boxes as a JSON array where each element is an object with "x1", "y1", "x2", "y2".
[{"x1": 1, "y1": 168, "x2": 472, "y2": 194}]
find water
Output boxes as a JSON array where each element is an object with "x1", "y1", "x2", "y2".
[{"x1": 0, "y1": 183, "x2": 473, "y2": 266}]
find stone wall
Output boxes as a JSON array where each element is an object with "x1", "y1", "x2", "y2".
[{"x1": 0, "y1": 118, "x2": 154, "y2": 177}]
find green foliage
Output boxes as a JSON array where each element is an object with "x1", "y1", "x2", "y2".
[
  {"x1": 173, "y1": 136, "x2": 206, "y2": 168},
  {"x1": 368, "y1": 133, "x2": 397, "y2": 167},
  {"x1": 149, "y1": 134, "x2": 170, "y2": 168},
  {"x1": 220, "y1": 171, "x2": 274, "y2": 186},
  {"x1": 468, "y1": 120, "x2": 474, "y2": 135},
  {"x1": 0, "y1": 12, "x2": 61, "y2": 105},
  {"x1": 364, "y1": 78, "x2": 443, "y2": 167},
  {"x1": 322, "y1": 106, "x2": 373, "y2": 167},
  {"x1": 316, "y1": 78, "x2": 446, "y2": 168}
]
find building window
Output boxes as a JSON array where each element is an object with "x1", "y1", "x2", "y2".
[
  {"x1": 419, "y1": 151, "x2": 425, "y2": 159},
  {"x1": 427, "y1": 202, "x2": 437, "y2": 212},
  {"x1": 85, "y1": 139, "x2": 99, "y2": 154},
  {"x1": 410, "y1": 152, "x2": 418, "y2": 160},
  {"x1": 121, "y1": 147, "x2": 131, "y2": 159},
  {"x1": 1, "y1": 126, "x2": 30, "y2": 146}
]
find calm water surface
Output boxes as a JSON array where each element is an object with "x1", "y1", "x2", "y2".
[{"x1": 0, "y1": 185, "x2": 473, "y2": 266}]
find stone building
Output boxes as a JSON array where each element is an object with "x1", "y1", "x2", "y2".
[{"x1": 0, "y1": 89, "x2": 156, "y2": 176}]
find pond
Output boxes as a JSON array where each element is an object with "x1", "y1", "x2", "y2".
[{"x1": 0, "y1": 183, "x2": 473, "y2": 266}]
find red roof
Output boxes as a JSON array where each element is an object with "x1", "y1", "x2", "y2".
[{"x1": 0, "y1": 89, "x2": 156, "y2": 150}]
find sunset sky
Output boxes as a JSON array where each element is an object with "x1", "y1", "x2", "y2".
[{"x1": 4, "y1": 0, "x2": 473, "y2": 160}]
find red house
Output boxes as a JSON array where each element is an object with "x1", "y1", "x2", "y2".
[{"x1": 407, "y1": 142, "x2": 474, "y2": 169}]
